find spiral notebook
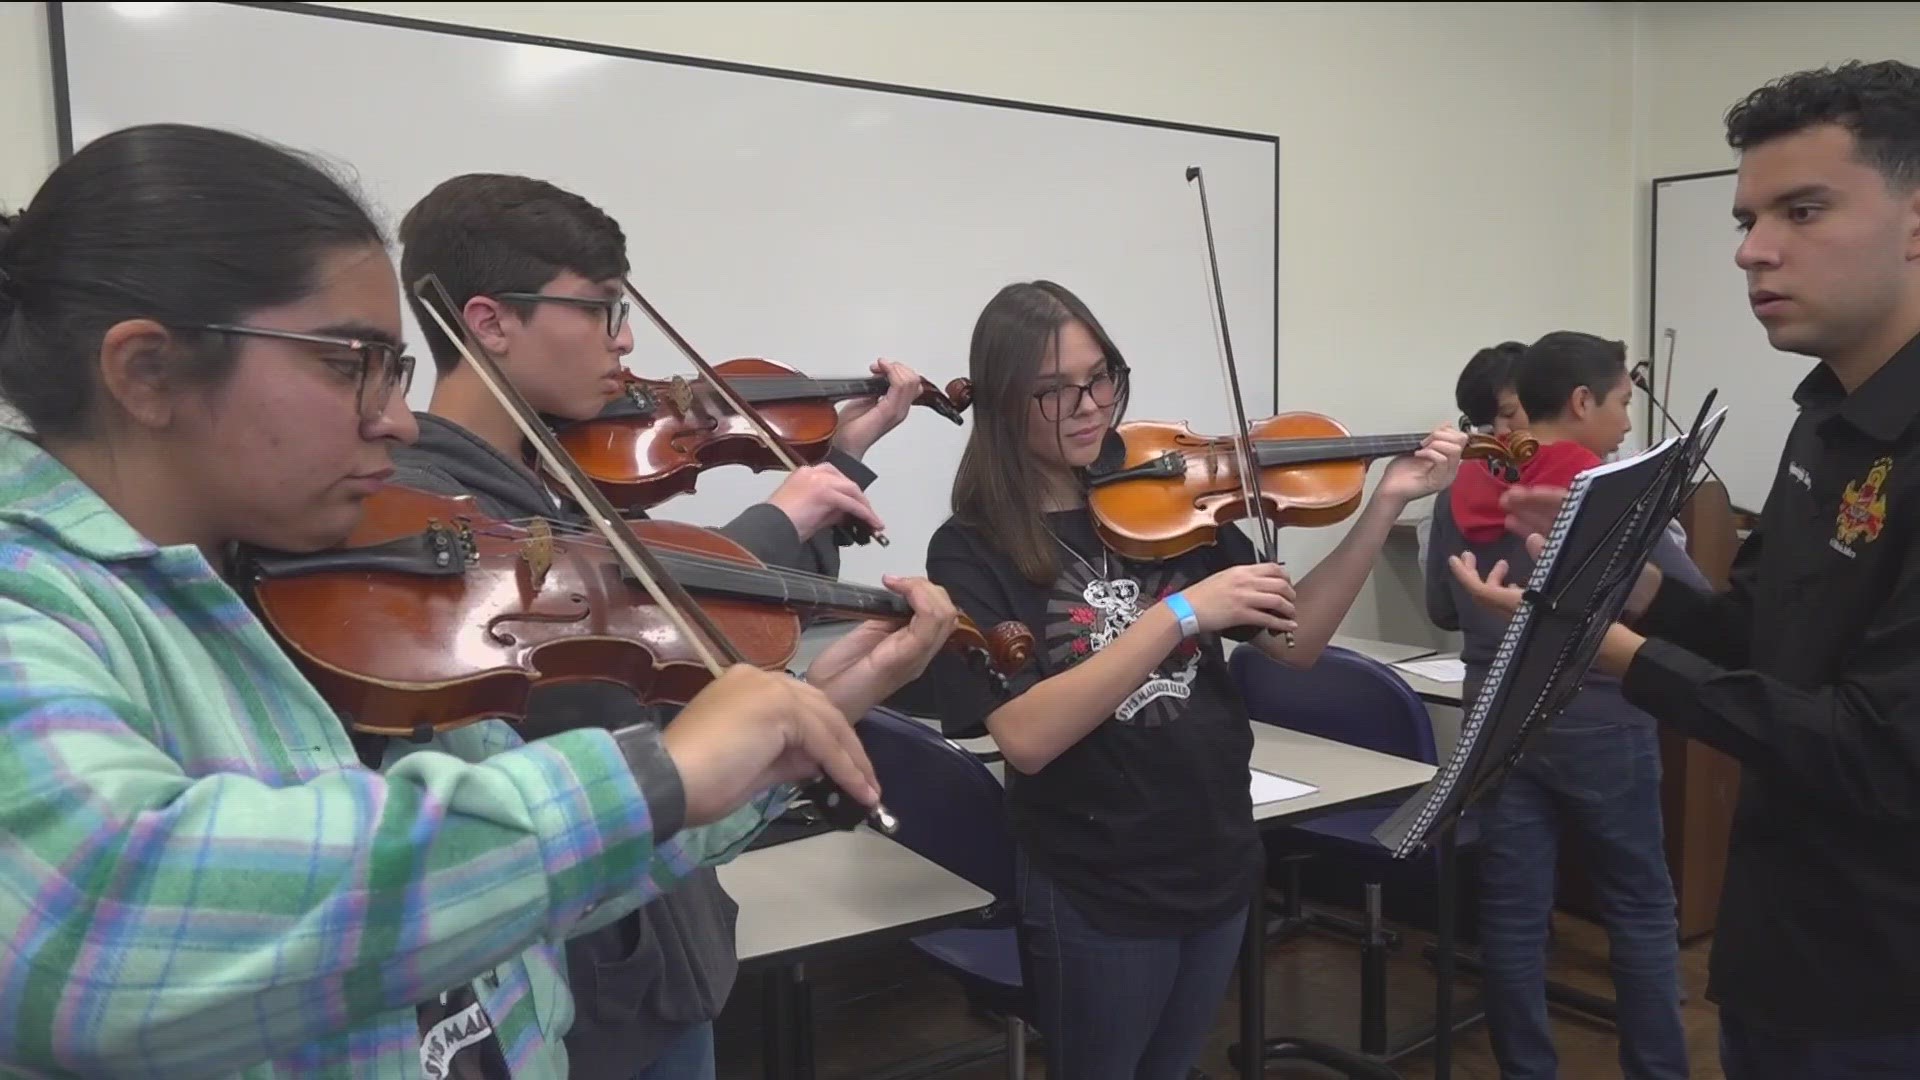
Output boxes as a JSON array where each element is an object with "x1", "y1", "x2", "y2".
[{"x1": 1373, "y1": 402, "x2": 1726, "y2": 857}]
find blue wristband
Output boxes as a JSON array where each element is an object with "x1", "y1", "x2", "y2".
[{"x1": 1165, "y1": 591, "x2": 1200, "y2": 638}]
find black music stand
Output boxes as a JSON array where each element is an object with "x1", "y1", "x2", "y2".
[{"x1": 1351, "y1": 396, "x2": 1726, "y2": 1080}]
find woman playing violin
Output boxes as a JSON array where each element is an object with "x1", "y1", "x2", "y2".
[
  {"x1": 0, "y1": 124, "x2": 944, "y2": 1079},
  {"x1": 925, "y1": 280, "x2": 1465, "y2": 1080}
]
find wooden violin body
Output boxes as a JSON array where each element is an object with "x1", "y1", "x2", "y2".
[
  {"x1": 244, "y1": 484, "x2": 1032, "y2": 740},
  {"x1": 553, "y1": 358, "x2": 973, "y2": 512},
  {"x1": 1086, "y1": 412, "x2": 1536, "y2": 561}
]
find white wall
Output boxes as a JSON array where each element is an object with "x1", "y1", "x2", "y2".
[
  {"x1": 0, "y1": 2, "x2": 57, "y2": 207},
  {"x1": 1626, "y1": 2, "x2": 1920, "y2": 387},
  {"x1": 2, "y1": 1, "x2": 1635, "y2": 641}
]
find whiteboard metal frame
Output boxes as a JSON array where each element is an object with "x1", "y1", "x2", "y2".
[
  {"x1": 1646, "y1": 166, "x2": 1735, "y2": 445},
  {"x1": 42, "y1": 0, "x2": 1283, "y2": 414}
]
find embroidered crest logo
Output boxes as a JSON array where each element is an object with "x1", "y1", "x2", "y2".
[{"x1": 1833, "y1": 456, "x2": 1892, "y2": 554}]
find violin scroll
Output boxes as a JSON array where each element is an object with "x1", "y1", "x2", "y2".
[
  {"x1": 1462, "y1": 429, "x2": 1539, "y2": 469},
  {"x1": 933, "y1": 377, "x2": 974, "y2": 421},
  {"x1": 945, "y1": 615, "x2": 1036, "y2": 693}
]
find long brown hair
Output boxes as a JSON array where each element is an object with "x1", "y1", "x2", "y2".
[{"x1": 950, "y1": 280, "x2": 1130, "y2": 586}]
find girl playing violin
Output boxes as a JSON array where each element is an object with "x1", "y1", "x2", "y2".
[
  {"x1": 0, "y1": 123, "x2": 945, "y2": 1079},
  {"x1": 926, "y1": 280, "x2": 1465, "y2": 1080}
]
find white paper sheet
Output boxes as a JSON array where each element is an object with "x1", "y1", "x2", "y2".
[
  {"x1": 1393, "y1": 656, "x2": 1467, "y2": 683},
  {"x1": 1250, "y1": 768, "x2": 1319, "y2": 805}
]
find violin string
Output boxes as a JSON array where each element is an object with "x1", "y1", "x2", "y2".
[
  {"x1": 499, "y1": 514, "x2": 867, "y2": 590},
  {"x1": 484, "y1": 517, "x2": 835, "y2": 589},
  {"x1": 469, "y1": 515, "x2": 906, "y2": 611},
  {"x1": 468, "y1": 522, "x2": 901, "y2": 615},
  {"x1": 1231, "y1": 434, "x2": 1433, "y2": 466}
]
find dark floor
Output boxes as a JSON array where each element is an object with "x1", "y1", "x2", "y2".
[{"x1": 714, "y1": 909, "x2": 1723, "y2": 1079}]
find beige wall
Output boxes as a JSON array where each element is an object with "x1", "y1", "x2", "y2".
[
  {"x1": 1633, "y1": 2, "x2": 1920, "y2": 182},
  {"x1": 1625, "y1": 2, "x2": 1920, "y2": 362},
  {"x1": 0, "y1": 1, "x2": 1640, "y2": 642}
]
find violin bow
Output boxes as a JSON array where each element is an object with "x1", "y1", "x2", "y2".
[
  {"x1": 621, "y1": 278, "x2": 886, "y2": 550},
  {"x1": 1187, "y1": 165, "x2": 1294, "y2": 649},
  {"x1": 412, "y1": 273, "x2": 899, "y2": 835}
]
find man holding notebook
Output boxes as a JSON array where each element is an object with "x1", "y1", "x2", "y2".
[{"x1": 1451, "y1": 60, "x2": 1920, "y2": 1079}]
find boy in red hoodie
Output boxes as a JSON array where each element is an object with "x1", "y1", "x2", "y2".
[{"x1": 1427, "y1": 331, "x2": 1708, "y2": 1080}]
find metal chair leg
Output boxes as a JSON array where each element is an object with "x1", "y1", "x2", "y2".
[{"x1": 1004, "y1": 1016, "x2": 1026, "y2": 1079}]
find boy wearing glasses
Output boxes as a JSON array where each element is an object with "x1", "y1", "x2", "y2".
[{"x1": 387, "y1": 172, "x2": 929, "y2": 1080}]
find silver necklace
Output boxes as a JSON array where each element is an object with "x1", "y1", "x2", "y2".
[{"x1": 1043, "y1": 520, "x2": 1112, "y2": 582}]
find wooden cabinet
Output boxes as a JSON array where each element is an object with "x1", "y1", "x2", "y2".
[{"x1": 1659, "y1": 731, "x2": 1741, "y2": 940}]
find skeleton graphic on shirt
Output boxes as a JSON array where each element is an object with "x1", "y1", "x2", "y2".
[{"x1": 1046, "y1": 561, "x2": 1203, "y2": 727}]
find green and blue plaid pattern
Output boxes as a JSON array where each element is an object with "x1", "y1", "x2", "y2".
[{"x1": 0, "y1": 430, "x2": 780, "y2": 1078}]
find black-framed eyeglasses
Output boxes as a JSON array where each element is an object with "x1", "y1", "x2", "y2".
[
  {"x1": 184, "y1": 323, "x2": 416, "y2": 423},
  {"x1": 493, "y1": 292, "x2": 631, "y2": 339},
  {"x1": 1034, "y1": 366, "x2": 1127, "y2": 421}
]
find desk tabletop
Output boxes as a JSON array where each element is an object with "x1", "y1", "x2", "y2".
[
  {"x1": 1390, "y1": 652, "x2": 1466, "y2": 705},
  {"x1": 720, "y1": 827, "x2": 993, "y2": 968},
  {"x1": 1328, "y1": 634, "x2": 1438, "y2": 666},
  {"x1": 1248, "y1": 723, "x2": 1435, "y2": 825}
]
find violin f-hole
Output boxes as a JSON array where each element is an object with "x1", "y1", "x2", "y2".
[{"x1": 485, "y1": 602, "x2": 589, "y2": 646}]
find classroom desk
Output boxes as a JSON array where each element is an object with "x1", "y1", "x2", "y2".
[
  {"x1": 1248, "y1": 721, "x2": 1437, "y2": 824},
  {"x1": 1235, "y1": 725, "x2": 1438, "y2": 1080},
  {"x1": 787, "y1": 618, "x2": 1461, "y2": 1078},
  {"x1": 722, "y1": 828, "x2": 994, "y2": 1080},
  {"x1": 1328, "y1": 634, "x2": 1439, "y2": 668},
  {"x1": 1399, "y1": 668, "x2": 1466, "y2": 706}
]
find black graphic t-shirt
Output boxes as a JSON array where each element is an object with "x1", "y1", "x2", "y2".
[
  {"x1": 416, "y1": 983, "x2": 511, "y2": 1080},
  {"x1": 925, "y1": 504, "x2": 1262, "y2": 937}
]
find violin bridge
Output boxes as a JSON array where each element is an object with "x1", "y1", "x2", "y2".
[
  {"x1": 668, "y1": 375, "x2": 696, "y2": 416},
  {"x1": 523, "y1": 518, "x2": 553, "y2": 591},
  {"x1": 1203, "y1": 442, "x2": 1226, "y2": 480}
]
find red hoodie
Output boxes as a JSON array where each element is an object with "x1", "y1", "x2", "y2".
[{"x1": 1450, "y1": 439, "x2": 1604, "y2": 544}]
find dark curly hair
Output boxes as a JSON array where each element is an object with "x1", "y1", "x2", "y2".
[{"x1": 1724, "y1": 60, "x2": 1920, "y2": 188}]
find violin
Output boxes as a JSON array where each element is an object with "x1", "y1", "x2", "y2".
[
  {"x1": 244, "y1": 483, "x2": 1034, "y2": 740},
  {"x1": 245, "y1": 273, "x2": 1031, "y2": 836},
  {"x1": 554, "y1": 359, "x2": 973, "y2": 512},
  {"x1": 540, "y1": 279, "x2": 968, "y2": 549},
  {"x1": 1098, "y1": 167, "x2": 1538, "y2": 649},
  {"x1": 1085, "y1": 414, "x2": 1538, "y2": 561}
]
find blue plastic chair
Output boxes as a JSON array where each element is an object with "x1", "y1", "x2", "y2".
[
  {"x1": 856, "y1": 708, "x2": 1033, "y2": 1079},
  {"x1": 1231, "y1": 644, "x2": 1483, "y2": 1077},
  {"x1": 1234, "y1": 644, "x2": 1443, "y2": 851}
]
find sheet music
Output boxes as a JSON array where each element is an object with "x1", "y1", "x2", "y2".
[
  {"x1": 1250, "y1": 768, "x2": 1318, "y2": 805},
  {"x1": 1374, "y1": 405, "x2": 1728, "y2": 857},
  {"x1": 1393, "y1": 656, "x2": 1467, "y2": 683}
]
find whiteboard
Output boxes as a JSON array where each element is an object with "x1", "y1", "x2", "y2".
[
  {"x1": 1650, "y1": 169, "x2": 1817, "y2": 512},
  {"x1": 51, "y1": 1, "x2": 1278, "y2": 587}
]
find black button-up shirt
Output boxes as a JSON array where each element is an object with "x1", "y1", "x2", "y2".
[{"x1": 1622, "y1": 330, "x2": 1920, "y2": 1037}]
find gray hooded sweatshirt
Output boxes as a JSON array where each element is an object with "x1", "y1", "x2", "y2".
[
  {"x1": 1425, "y1": 483, "x2": 1714, "y2": 727},
  {"x1": 387, "y1": 413, "x2": 874, "y2": 1074}
]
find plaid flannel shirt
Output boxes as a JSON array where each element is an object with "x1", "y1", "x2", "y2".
[{"x1": 0, "y1": 429, "x2": 785, "y2": 1078}]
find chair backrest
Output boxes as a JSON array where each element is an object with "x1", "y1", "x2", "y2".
[
  {"x1": 1230, "y1": 644, "x2": 1438, "y2": 765},
  {"x1": 856, "y1": 708, "x2": 1016, "y2": 902}
]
